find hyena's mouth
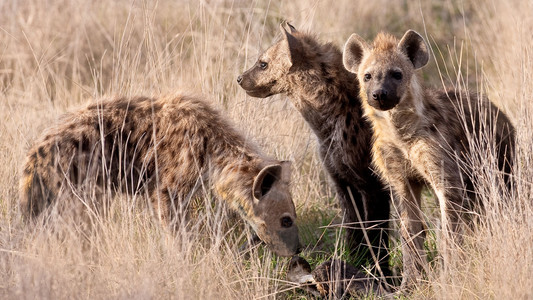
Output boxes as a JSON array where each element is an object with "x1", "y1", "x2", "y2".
[
  {"x1": 245, "y1": 89, "x2": 275, "y2": 98},
  {"x1": 239, "y1": 78, "x2": 277, "y2": 98},
  {"x1": 368, "y1": 98, "x2": 400, "y2": 111}
]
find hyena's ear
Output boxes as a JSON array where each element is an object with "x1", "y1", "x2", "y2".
[
  {"x1": 343, "y1": 33, "x2": 369, "y2": 74},
  {"x1": 398, "y1": 30, "x2": 429, "y2": 69},
  {"x1": 279, "y1": 23, "x2": 303, "y2": 69},
  {"x1": 281, "y1": 21, "x2": 298, "y2": 34},
  {"x1": 279, "y1": 160, "x2": 292, "y2": 183},
  {"x1": 253, "y1": 164, "x2": 282, "y2": 200}
]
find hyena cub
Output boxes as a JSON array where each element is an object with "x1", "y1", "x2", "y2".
[
  {"x1": 343, "y1": 30, "x2": 515, "y2": 287},
  {"x1": 20, "y1": 94, "x2": 300, "y2": 257},
  {"x1": 238, "y1": 23, "x2": 392, "y2": 277}
]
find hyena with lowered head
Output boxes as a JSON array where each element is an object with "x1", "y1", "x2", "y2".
[
  {"x1": 20, "y1": 94, "x2": 301, "y2": 257},
  {"x1": 237, "y1": 23, "x2": 392, "y2": 278},
  {"x1": 343, "y1": 30, "x2": 515, "y2": 287}
]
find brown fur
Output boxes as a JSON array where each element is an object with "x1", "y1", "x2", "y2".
[
  {"x1": 343, "y1": 30, "x2": 515, "y2": 288},
  {"x1": 20, "y1": 94, "x2": 300, "y2": 256},
  {"x1": 238, "y1": 23, "x2": 392, "y2": 277}
]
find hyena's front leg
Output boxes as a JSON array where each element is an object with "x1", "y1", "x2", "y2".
[
  {"x1": 375, "y1": 145, "x2": 427, "y2": 288},
  {"x1": 394, "y1": 179, "x2": 427, "y2": 289}
]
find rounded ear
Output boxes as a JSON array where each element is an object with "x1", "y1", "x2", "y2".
[
  {"x1": 343, "y1": 33, "x2": 368, "y2": 74},
  {"x1": 398, "y1": 30, "x2": 429, "y2": 69},
  {"x1": 253, "y1": 164, "x2": 282, "y2": 200}
]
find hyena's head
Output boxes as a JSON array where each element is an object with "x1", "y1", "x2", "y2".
[
  {"x1": 343, "y1": 30, "x2": 429, "y2": 111},
  {"x1": 237, "y1": 22, "x2": 303, "y2": 98},
  {"x1": 250, "y1": 161, "x2": 300, "y2": 257}
]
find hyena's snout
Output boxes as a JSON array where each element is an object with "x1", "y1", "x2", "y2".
[
  {"x1": 275, "y1": 222, "x2": 302, "y2": 256},
  {"x1": 369, "y1": 87, "x2": 400, "y2": 111},
  {"x1": 372, "y1": 89, "x2": 388, "y2": 102},
  {"x1": 236, "y1": 75, "x2": 243, "y2": 85},
  {"x1": 281, "y1": 215, "x2": 302, "y2": 254},
  {"x1": 257, "y1": 213, "x2": 302, "y2": 257}
]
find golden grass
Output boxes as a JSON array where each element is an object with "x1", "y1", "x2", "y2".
[{"x1": 1, "y1": 0, "x2": 533, "y2": 298}]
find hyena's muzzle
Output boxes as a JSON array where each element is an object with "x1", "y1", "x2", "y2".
[
  {"x1": 365, "y1": 77, "x2": 403, "y2": 111},
  {"x1": 237, "y1": 62, "x2": 278, "y2": 98}
]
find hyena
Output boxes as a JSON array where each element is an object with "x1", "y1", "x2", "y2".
[
  {"x1": 20, "y1": 94, "x2": 301, "y2": 257},
  {"x1": 237, "y1": 23, "x2": 392, "y2": 277},
  {"x1": 343, "y1": 30, "x2": 515, "y2": 287}
]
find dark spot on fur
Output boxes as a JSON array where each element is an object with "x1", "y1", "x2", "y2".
[
  {"x1": 61, "y1": 135, "x2": 76, "y2": 149},
  {"x1": 80, "y1": 136, "x2": 91, "y2": 152},
  {"x1": 239, "y1": 165, "x2": 250, "y2": 174},
  {"x1": 352, "y1": 124, "x2": 359, "y2": 135},
  {"x1": 348, "y1": 95, "x2": 358, "y2": 107},
  {"x1": 198, "y1": 136, "x2": 209, "y2": 167},
  {"x1": 69, "y1": 161, "x2": 80, "y2": 185},
  {"x1": 169, "y1": 174, "x2": 177, "y2": 185},
  {"x1": 151, "y1": 102, "x2": 162, "y2": 113},
  {"x1": 37, "y1": 146, "x2": 46, "y2": 159},
  {"x1": 342, "y1": 131, "x2": 348, "y2": 141},
  {"x1": 170, "y1": 148, "x2": 178, "y2": 159},
  {"x1": 23, "y1": 165, "x2": 33, "y2": 175},
  {"x1": 320, "y1": 63, "x2": 328, "y2": 77},
  {"x1": 104, "y1": 119, "x2": 114, "y2": 132},
  {"x1": 345, "y1": 113, "x2": 352, "y2": 127},
  {"x1": 351, "y1": 135, "x2": 358, "y2": 145}
]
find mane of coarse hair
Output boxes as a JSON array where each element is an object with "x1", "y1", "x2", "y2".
[
  {"x1": 372, "y1": 32, "x2": 397, "y2": 52},
  {"x1": 292, "y1": 30, "x2": 341, "y2": 57}
]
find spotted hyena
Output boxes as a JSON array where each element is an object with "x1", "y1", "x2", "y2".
[
  {"x1": 20, "y1": 94, "x2": 301, "y2": 257},
  {"x1": 237, "y1": 23, "x2": 392, "y2": 277},
  {"x1": 343, "y1": 30, "x2": 515, "y2": 287}
]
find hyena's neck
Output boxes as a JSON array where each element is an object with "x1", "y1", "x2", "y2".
[
  {"x1": 392, "y1": 78, "x2": 426, "y2": 139},
  {"x1": 286, "y1": 43, "x2": 365, "y2": 141},
  {"x1": 210, "y1": 142, "x2": 265, "y2": 224}
]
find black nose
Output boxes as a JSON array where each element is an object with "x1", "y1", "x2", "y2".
[
  {"x1": 372, "y1": 89, "x2": 388, "y2": 101},
  {"x1": 237, "y1": 75, "x2": 243, "y2": 84}
]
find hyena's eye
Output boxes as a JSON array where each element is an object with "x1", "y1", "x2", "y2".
[
  {"x1": 364, "y1": 73, "x2": 372, "y2": 82},
  {"x1": 280, "y1": 216, "x2": 293, "y2": 228},
  {"x1": 391, "y1": 71, "x2": 403, "y2": 80},
  {"x1": 259, "y1": 61, "x2": 268, "y2": 70}
]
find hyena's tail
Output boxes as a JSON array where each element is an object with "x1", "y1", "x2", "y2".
[{"x1": 19, "y1": 150, "x2": 55, "y2": 219}]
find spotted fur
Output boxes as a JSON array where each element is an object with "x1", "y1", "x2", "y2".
[
  {"x1": 343, "y1": 30, "x2": 515, "y2": 288},
  {"x1": 20, "y1": 94, "x2": 300, "y2": 256},
  {"x1": 238, "y1": 23, "x2": 392, "y2": 276}
]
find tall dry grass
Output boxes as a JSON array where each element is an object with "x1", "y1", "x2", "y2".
[{"x1": 1, "y1": 0, "x2": 532, "y2": 298}]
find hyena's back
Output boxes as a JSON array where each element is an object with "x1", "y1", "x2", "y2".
[{"x1": 21, "y1": 95, "x2": 235, "y2": 218}]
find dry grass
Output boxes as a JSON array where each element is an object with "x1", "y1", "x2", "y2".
[{"x1": 1, "y1": 0, "x2": 532, "y2": 299}]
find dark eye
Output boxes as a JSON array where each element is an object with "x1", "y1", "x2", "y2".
[
  {"x1": 280, "y1": 216, "x2": 293, "y2": 228},
  {"x1": 364, "y1": 73, "x2": 372, "y2": 82},
  {"x1": 392, "y1": 71, "x2": 403, "y2": 80},
  {"x1": 259, "y1": 61, "x2": 268, "y2": 70}
]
